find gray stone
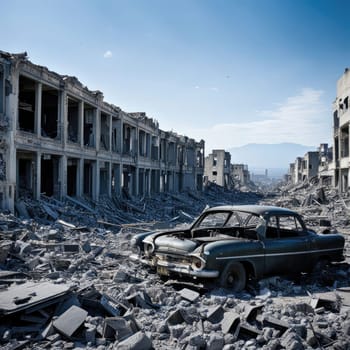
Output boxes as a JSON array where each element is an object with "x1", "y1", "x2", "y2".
[
  {"x1": 179, "y1": 288, "x2": 200, "y2": 303},
  {"x1": 166, "y1": 308, "x2": 186, "y2": 325},
  {"x1": 280, "y1": 329, "x2": 303, "y2": 350},
  {"x1": 115, "y1": 331, "x2": 152, "y2": 350},
  {"x1": 207, "y1": 305, "x2": 224, "y2": 324},
  {"x1": 103, "y1": 317, "x2": 133, "y2": 340},
  {"x1": 53, "y1": 305, "x2": 88, "y2": 338},
  {"x1": 169, "y1": 324, "x2": 185, "y2": 339},
  {"x1": 221, "y1": 312, "x2": 240, "y2": 334},
  {"x1": 206, "y1": 333, "x2": 224, "y2": 350},
  {"x1": 188, "y1": 332, "x2": 206, "y2": 347}
]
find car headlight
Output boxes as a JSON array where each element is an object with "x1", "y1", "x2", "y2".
[
  {"x1": 130, "y1": 238, "x2": 141, "y2": 254},
  {"x1": 144, "y1": 242, "x2": 155, "y2": 257},
  {"x1": 191, "y1": 255, "x2": 206, "y2": 270}
]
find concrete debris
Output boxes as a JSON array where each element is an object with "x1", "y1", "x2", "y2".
[{"x1": 0, "y1": 185, "x2": 349, "y2": 349}]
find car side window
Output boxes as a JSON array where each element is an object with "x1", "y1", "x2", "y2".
[
  {"x1": 266, "y1": 216, "x2": 278, "y2": 238},
  {"x1": 278, "y1": 215, "x2": 304, "y2": 238}
]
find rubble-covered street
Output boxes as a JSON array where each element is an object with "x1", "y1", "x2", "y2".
[{"x1": 0, "y1": 182, "x2": 350, "y2": 350}]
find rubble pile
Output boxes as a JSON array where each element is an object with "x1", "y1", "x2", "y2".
[
  {"x1": 0, "y1": 184, "x2": 349, "y2": 349},
  {"x1": 15, "y1": 185, "x2": 263, "y2": 228}
]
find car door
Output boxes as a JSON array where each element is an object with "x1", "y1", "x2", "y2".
[{"x1": 263, "y1": 214, "x2": 311, "y2": 276}]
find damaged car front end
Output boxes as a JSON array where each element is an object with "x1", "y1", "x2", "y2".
[{"x1": 130, "y1": 228, "x2": 220, "y2": 279}]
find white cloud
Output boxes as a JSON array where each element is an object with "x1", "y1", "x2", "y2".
[
  {"x1": 185, "y1": 88, "x2": 332, "y2": 151},
  {"x1": 103, "y1": 50, "x2": 113, "y2": 58}
]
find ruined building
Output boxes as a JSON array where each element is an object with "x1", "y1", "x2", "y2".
[
  {"x1": 0, "y1": 51, "x2": 205, "y2": 212},
  {"x1": 333, "y1": 68, "x2": 350, "y2": 192},
  {"x1": 204, "y1": 150, "x2": 231, "y2": 188},
  {"x1": 230, "y1": 164, "x2": 250, "y2": 187}
]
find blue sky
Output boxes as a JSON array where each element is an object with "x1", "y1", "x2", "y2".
[{"x1": 2, "y1": 0, "x2": 350, "y2": 152}]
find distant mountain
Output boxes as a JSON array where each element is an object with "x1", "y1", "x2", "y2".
[{"x1": 227, "y1": 143, "x2": 316, "y2": 177}]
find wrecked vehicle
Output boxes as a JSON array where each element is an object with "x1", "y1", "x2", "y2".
[{"x1": 130, "y1": 205, "x2": 345, "y2": 291}]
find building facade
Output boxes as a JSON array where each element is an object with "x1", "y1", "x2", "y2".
[
  {"x1": 204, "y1": 150, "x2": 231, "y2": 188},
  {"x1": 230, "y1": 164, "x2": 250, "y2": 187},
  {"x1": 0, "y1": 51, "x2": 205, "y2": 212},
  {"x1": 333, "y1": 68, "x2": 350, "y2": 192}
]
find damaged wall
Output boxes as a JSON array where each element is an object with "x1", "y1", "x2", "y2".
[{"x1": 0, "y1": 50, "x2": 205, "y2": 212}]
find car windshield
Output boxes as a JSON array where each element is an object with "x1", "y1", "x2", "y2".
[{"x1": 195, "y1": 210, "x2": 264, "y2": 229}]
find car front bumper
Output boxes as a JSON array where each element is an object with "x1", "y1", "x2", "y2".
[{"x1": 129, "y1": 253, "x2": 219, "y2": 278}]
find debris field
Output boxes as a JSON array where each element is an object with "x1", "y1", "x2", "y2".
[{"x1": 0, "y1": 182, "x2": 350, "y2": 349}]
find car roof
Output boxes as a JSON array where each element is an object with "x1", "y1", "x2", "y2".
[{"x1": 204, "y1": 205, "x2": 297, "y2": 216}]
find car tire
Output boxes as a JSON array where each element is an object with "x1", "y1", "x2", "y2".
[{"x1": 219, "y1": 262, "x2": 246, "y2": 292}]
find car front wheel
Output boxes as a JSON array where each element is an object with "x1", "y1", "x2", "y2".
[{"x1": 219, "y1": 262, "x2": 246, "y2": 292}]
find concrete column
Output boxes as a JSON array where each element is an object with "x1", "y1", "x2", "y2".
[
  {"x1": 108, "y1": 115, "x2": 112, "y2": 152},
  {"x1": 92, "y1": 160, "x2": 99, "y2": 201},
  {"x1": 95, "y1": 109, "x2": 101, "y2": 151},
  {"x1": 77, "y1": 158, "x2": 84, "y2": 197},
  {"x1": 79, "y1": 101, "x2": 84, "y2": 147},
  {"x1": 60, "y1": 90, "x2": 67, "y2": 146},
  {"x1": 35, "y1": 152, "x2": 41, "y2": 200},
  {"x1": 59, "y1": 155, "x2": 67, "y2": 199},
  {"x1": 107, "y1": 161, "x2": 112, "y2": 197},
  {"x1": 35, "y1": 82, "x2": 42, "y2": 136},
  {"x1": 135, "y1": 167, "x2": 139, "y2": 196}
]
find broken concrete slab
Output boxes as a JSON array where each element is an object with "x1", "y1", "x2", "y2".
[
  {"x1": 206, "y1": 305, "x2": 224, "y2": 324},
  {"x1": 103, "y1": 316, "x2": 134, "y2": 340},
  {"x1": 0, "y1": 282, "x2": 71, "y2": 316},
  {"x1": 53, "y1": 305, "x2": 88, "y2": 338},
  {"x1": 221, "y1": 311, "x2": 240, "y2": 334},
  {"x1": 178, "y1": 287, "x2": 200, "y2": 303},
  {"x1": 115, "y1": 331, "x2": 152, "y2": 350}
]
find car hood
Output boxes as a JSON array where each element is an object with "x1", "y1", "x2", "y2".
[
  {"x1": 154, "y1": 235, "x2": 198, "y2": 254},
  {"x1": 154, "y1": 234, "x2": 242, "y2": 254}
]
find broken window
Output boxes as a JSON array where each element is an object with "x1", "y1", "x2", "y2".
[
  {"x1": 67, "y1": 158, "x2": 78, "y2": 196},
  {"x1": 83, "y1": 161, "x2": 93, "y2": 196},
  {"x1": 100, "y1": 113, "x2": 110, "y2": 151},
  {"x1": 41, "y1": 85, "x2": 58, "y2": 139},
  {"x1": 151, "y1": 136, "x2": 159, "y2": 160},
  {"x1": 213, "y1": 156, "x2": 217, "y2": 166},
  {"x1": 340, "y1": 126, "x2": 349, "y2": 158},
  {"x1": 139, "y1": 130, "x2": 146, "y2": 156},
  {"x1": 345, "y1": 96, "x2": 349, "y2": 110},
  {"x1": 100, "y1": 162, "x2": 109, "y2": 195},
  {"x1": 123, "y1": 124, "x2": 132, "y2": 154},
  {"x1": 84, "y1": 104, "x2": 96, "y2": 147},
  {"x1": 67, "y1": 96, "x2": 79, "y2": 143},
  {"x1": 17, "y1": 152, "x2": 35, "y2": 198},
  {"x1": 18, "y1": 76, "x2": 35, "y2": 133},
  {"x1": 212, "y1": 171, "x2": 217, "y2": 176},
  {"x1": 41, "y1": 154, "x2": 60, "y2": 197}
]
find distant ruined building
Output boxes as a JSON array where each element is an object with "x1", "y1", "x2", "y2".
[
  {"x1": 0, "y1": 51, "x2": 205, "y2": 212},
  {"x1": 333, "y1": 68, "x2": 350, "y2": 192},
  {"x1": 288, "y1": 69, "x2": 350, "y2": 188},
  {"x1": 204, "y1": 149, "x2": 251, "y2": 189}
]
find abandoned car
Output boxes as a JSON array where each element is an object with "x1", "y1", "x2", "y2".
[{"x1": 130, "y1": 205, "x2": 345, "y2": 291}]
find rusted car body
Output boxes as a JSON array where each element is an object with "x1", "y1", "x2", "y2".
[{"x1": 130, "y1": 205, "x2": 345, "y2": 291}]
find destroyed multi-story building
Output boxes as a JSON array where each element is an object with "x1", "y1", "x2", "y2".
[
  {"x1": 230, "y1": 164, "x2": 250, "y2": 187},
  {"x1": 0, "y1": 51, "x2": 205, "y2": 212},
  {"x1": 333, "y1": 68, "x2": 350, "y2": 192},
  {"x1": 289, "y1": 152, "x2": 319, "y2": 184},
  {"x1": 204, "y1": 150, "x2": 231, "y2": 188},
  {"x1": 318, "y1": 143, "x2": 333, "y2": 185}
]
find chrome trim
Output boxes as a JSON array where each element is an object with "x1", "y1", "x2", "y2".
[
  {"x1": 216, "y1": 247, "x2": 343, "y2": 260},
  {"x1": 157, "y1": 260, "x2": 219, "y2": 278}
]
